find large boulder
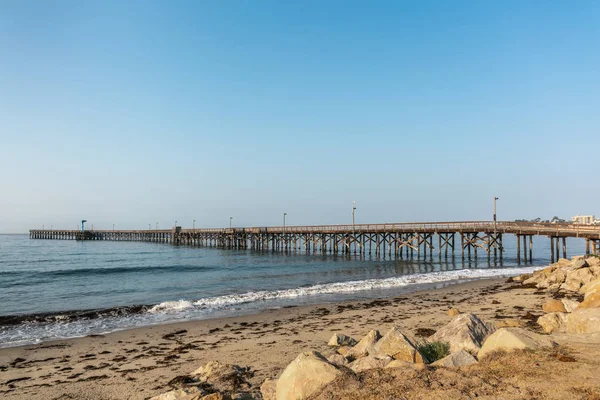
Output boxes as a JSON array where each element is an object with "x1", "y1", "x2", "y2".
[
  {"x1": 579, "y1": 277, "x2": 600, "y2": 296},
  {"x1": 430, "y1": 313, "x2": 496, "y2": 355},
  {"x1": 374, "y1": 327, "x2": 426, "y2": 363},
  {"x1": 327, "y1": 333, "x2": 357, "y2": 347},
  {"x1": 561, "y1": 268, "x2": 596, "y2": 292},
  {"x1": 345, "y1": 330, "x2": 381, "y2": 360},
  {"x1": 566, "y1": 308, "x2": 600, "y2": 334},
  {"x1": 349, "y1": 354, "x2": 393, "y2": 372},
  {"x1": 537, "y1": 269, "x2": 567, "y2": 290},
  {"x1": 542, "y1": 299, "x2": 567, "y2": 313},
  {"x1": 431, "y1": 350, "x2": 478, "y2": 367},
  {"x1": 537, "y1": 312, "x2": 568, "y2": 333},
  {"x1": 261, "y1": 378, "x2": 277, "y2": 400},
  {"x1": 478, "y1": 328, "x2": 555, "y2": 359},
  {"x1": 570, "y1": 259, "x2": 589, "y2": 270},
  {"x1": 276, "y1": 351, "x2": 344, "y2": 400}
]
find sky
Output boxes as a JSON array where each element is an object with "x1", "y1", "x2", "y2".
[{"x1": 1, "y1": 1, "x2": 599, "y2": 232}]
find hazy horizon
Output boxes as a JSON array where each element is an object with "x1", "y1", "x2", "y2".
[{"x1": 2, "y1": 1, "x2": 599, "y2": 233}]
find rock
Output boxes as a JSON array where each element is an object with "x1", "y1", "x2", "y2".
[
  {"x1": 349, "y1": 354, "x2": 392, "y2": 372},
  {"x1": 431, "y1": 350, "x2": 478, "y2": 367},
  {"x1": 276, "y1": 351, "x2": 344, "y2": 400},
  {"x1": 580, "y1": 294, "x2": 600, "y2": 309},
  {"x1": 478, "y1": 328, "x2": 556, "y2": 359},
  {"x1": 191, "y1": 360, "x2": 231, "y2": 380},
  {"x1": 150, "y1": 388, "x2": 205, "y2": 400},
  {"x1": 561, "y1": 268, "x2": 596, "y2": 292},
  {"x1": 513, "y1": 273, "x2": 532, "y2": 283},
  {"x1": 537, "y1": 270, "x2": 566, "y2": 290},
  {"x1": 260, "y1": 378, "x2": 277, "y2": 400},
  {"x1": 587, "y1": 257, "x2": 600, "y2": 267},
  {"x1": 374, "y1": 327, "x2": 427, "y2": 363},
  {"x1": 327, "y1": 333, "x2": 357, "y2": 347},
  {"x1": 570, "y1": 259, "x2": 589, "y2": 270},
  {"x1": 566, "y1": 308, "x2": 600, "y2": 334},
  {"x1": 561, "y1": 299, "x2": 580, "y2": 313},
  {"x1": 326, "y1": 353, "x2": 349, "y2": 367},
  {"x1": 537, "y1": 312, "x2": 568, "y2": 333},
  {"x1": 557, "y1": 258, "x2": 572, "y2": 267},
  {"x1": 345, "y1": 330, "x2": 381, "y2": 360},
  {"x1": 523, "y1": 274, "x2": 543, "y2": 286},
  {"x1": 542, "y1": 299, "x2": 567, "y2": 313},
  {"x1": 430, "y1": 313, "x2": 496, "y2": 355},
  {"x1": 191, "y1": 361, "x2": 251, "y2": 393},
  {"x1": 579, "y1": 279, "x2": 600, "y2": 309},
  {"x1": 447, "y1": 308, "x2": 461, "y2": 316},
  {"x1": 579, "y1": 277, "x2": 600, "y2": 296}
]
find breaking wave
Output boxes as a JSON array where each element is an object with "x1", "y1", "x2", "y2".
[
  {"x1": 1, "y1": 265, "x2": 542, "y2": 348},
  {"x1": 151, "y1": 266, "x2": 541, "y2": 312}
]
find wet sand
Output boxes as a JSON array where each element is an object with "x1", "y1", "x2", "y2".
[{"x1": 0, "y1": 277, "x2": 554, "y2": 399}]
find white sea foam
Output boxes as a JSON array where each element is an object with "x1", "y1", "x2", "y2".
[
  {"x1": 149, "y1": 300, "x2": 194, "y2": 313},
  {"x1": 150, "y1": 266, "x2": 544, "y2": 313}
]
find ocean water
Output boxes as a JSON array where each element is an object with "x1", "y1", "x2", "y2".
[{"x1": 0, "y1": 234, "x2": 586, "y2": 348}]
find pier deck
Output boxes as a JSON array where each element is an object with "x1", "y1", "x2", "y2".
[{"x1": 30, "y1": 221, "x2": 600, "y2": 262}]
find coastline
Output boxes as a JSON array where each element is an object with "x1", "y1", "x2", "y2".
[
  {"x1": 0, "y1": 276, "x2": 555, "y2": 399},
  {"x1": 0, "y1": 264, "x2": 545, "y2": 349}
]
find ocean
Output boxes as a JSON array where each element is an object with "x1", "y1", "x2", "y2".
[{"x1": 0, "y1": 233, "x2": 586, "y2": 348}]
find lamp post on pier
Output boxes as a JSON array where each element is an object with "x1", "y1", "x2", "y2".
[
  {"x1": 283, "y1": 213, "x2": 287, "y2": 249},
  {"x1": 113, "y1": 224, "x2": 115, "y2": 231},
  {"x1": 148, "y1": 224, "x2": 151, "y2": 230},
  {"x1": 193, "y1": 219, "x2": 196, "y2": 229},
  {"x1": 493, "y1": 197, "x2": 499, "y2": 233},
  {"x1": 156, "y1": 222, "x2": 158, "y2": 230},
  {"x1": 230, "y1": 217, "x2": 233, "y2": 229},
  {"x1": 175, "y1": 220, "x2": 177, "y2": 228},
  {"x1": 352, "y1": 201, "x2": 356, "y2": 232}
]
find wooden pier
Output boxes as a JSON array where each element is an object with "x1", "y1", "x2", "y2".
[{"x1": 30, "y1": 221, "x2": 600, "y2": 262}]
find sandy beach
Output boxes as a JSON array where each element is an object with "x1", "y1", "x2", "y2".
[{"x1": 0, "y1": 276, "x2": 575, "y2": 399}]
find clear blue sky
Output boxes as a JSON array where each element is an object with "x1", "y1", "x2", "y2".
[{"x1": 1, "y1": 1, "x2": 599, "y2": 232}]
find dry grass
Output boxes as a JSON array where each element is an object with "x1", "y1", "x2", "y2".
[{"x1": 310, "y1": 346, "x2": 600, "y2": 400}]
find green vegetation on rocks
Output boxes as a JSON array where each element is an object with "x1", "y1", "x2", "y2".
[{"x1": 416, "y1": 340, "x2": 450, "y2": 363}]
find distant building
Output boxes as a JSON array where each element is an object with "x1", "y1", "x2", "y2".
[{"x1": 571, "y1": 215, "x2": 596, "y2": 225}]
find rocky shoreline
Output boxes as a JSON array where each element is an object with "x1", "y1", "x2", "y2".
[{"x1": 146, "y1": 256, "x2": 600, "y2": 400}]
